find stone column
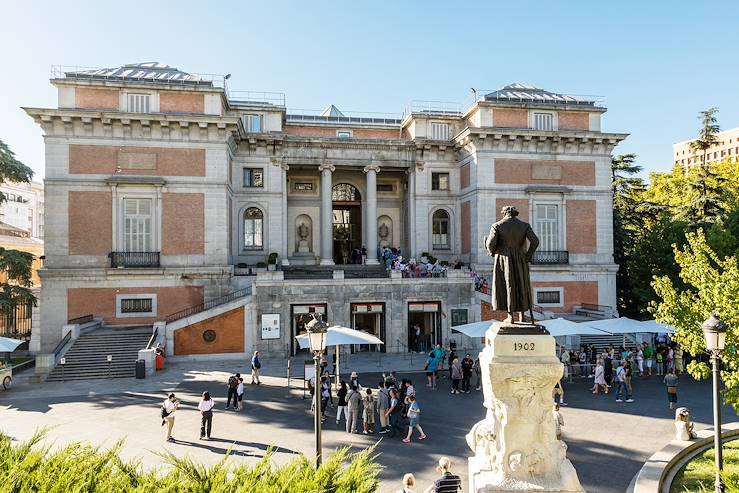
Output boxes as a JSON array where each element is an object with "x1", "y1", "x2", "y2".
[
  {"x1": 319, "y1": 163, "x2": 335, "y2": 265},
  {"x1": 407, "y1": 167, "x2": 417, "y2": 258},
  {"x1": 281, "y1": 162, "x2": 290, "y2": 266},
  {"x1": 363, "y1": 164, "x2": 381, "y2": 265}
]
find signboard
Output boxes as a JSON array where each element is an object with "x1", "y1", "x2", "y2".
[
  {"x1": 106, "y1": 355, "x2": 113, "y2": 362},
  {"x1": 261, "y1": 314, "x2": 280, "y2": 340},
  {"x1": 451, "y1": 308, "x2": 468, "y2": 327},
  {"x1": 59, "y1": 357, "x2": 66, "y2": 365}
]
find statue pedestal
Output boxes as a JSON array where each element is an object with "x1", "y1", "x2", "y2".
[{"x1": 467, "y1": 322, "x2": 584, "y2": 493}]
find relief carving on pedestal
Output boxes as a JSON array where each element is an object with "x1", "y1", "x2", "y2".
[{"x1": 295, "y1": 214, "x2": 313, "y2": 254}]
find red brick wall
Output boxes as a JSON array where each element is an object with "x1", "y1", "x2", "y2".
[
  {"x1": 481, "y1": 300, "x2": 509, "y2": 321},
  {"x1": 160, "y1": 92, "x2": 205, "y2": 114},
  {"x1": 284, "y1": 125, "x2": 401, "y2": 139},
  {"x1": 69, "y1": 145, "x2": 206, "y2": 176},
  {"x1": 67, "y1": 286, "x2": 204, "y2": 325},
  {"x1": 174, "y1": 307, "x2": 245, "y2": 355},
  {"x1": 495, "y1": 159, "x2": 596, "y2": 186},
  {"x1": 162, "y1": 193, "x2": 205, "y2": 255},
  {"x1": 69, "y1": 191, "x2": 112, "y2": 255},
  {"x1": 460, "y1": 163, "x2": 470, "y2": 189},
  {"x1": 493, "y1": 108, "x2": 528, "y2": 128},
  {"x1": 461, "y1": 201, "x2": 471, "y2": 254},
  {"x1": 566, "y1": 200, "x2": 597, "y2": 253},
  {"x1": 75, "y1": 88, "x2": 119, "y2": 110},
  {"x1": 558, "y1": 111, "x2": 590, "y2": 131},
  {"x1": 533, "y1": 281, "x2": 598, "y2": 313}
]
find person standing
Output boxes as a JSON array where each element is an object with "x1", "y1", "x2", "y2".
[
  {"x1": 336, "y1": 380, "x2": 348, "y2": 426},
  {"x1": 226, "y1": 373, "x2": 240, "y2": 410},
  {"x1": 320, "y1": 376, "x2": 331, "y2": 422},
  {"x1": 615, "y1": 361, "x2": 633, "y2": 403},
  {"x1": 447, "y1": 347, "x2": 457, "y2": 380},
  {"x1": 346, "y1": 385, "x2": 362, "y2": 433},
  {"x1": 450, "y1": 358, "x2": 463, "y2": 394},
  {"x1": 664, "y1": 368, "x2": 679, "y2": 409},
  {"x1": 553, "y1": 379, "x2": 567, "y2": 406},
  {"x1": 402, "y1": 395, "x2": 427, "y2": 443},
  {"x1": 377, "y1": 381, "x2": 390, "y2": 433},
  {"x1": 461, "y1": 354, "x2": 474, "y2": 393},
  {"x1": 250, "y1": 351, "x2": 262, "y2": 385},
  {"x1": 625, "y1": 362, "x2": 634, "y2": 399},
  {"x1": 425, "y1": 457, "x2": 462, "y2": 492},
  {"x1": 474, "y1": 357, "x2": 482, "y2": 391},
  {"x1": 424, "y1": 352, "x2": 439, "y2": 389},
  {"x1": 161, "y1": 393, "x2": 179, "y2": 442},
  {"x1": 643, "y1": 343, "x2": 654, "y2": 376},
  {"x1": 591, "y1": 359, "x2": 608, "y2": 394},
  {"x1": 198, "y1": 391, "x2": 215, "y2": 440},
  {"x1": 386, "y1": 388, "x2": 403, "y2": 437},
  {"x1": 362, "y1": 388, "x2": 376, "y2": 434},
  {"x1": 656, "y1": 350, "x2": 664, "y2": 376},
  {"x1": 398, "y1": 473, "x2": 417, "y2": 493},
  {"x1": 553, "y1": 403, "x2": 564, "y2": 440},
  {"x1": 414, "y1": 324, "x2": 422, "y2": 353},
  {"x1": 674, "y1": 346, "x2": 684, "y2": 375},
  {"x1": 636, "y1": 345, "x2": 644, "y2": 376},
  {"x1": 350, "y1": 371, "x2": 360, "y2": 390},
  {"x1": 560, "y1": 347, "x2": 570, "y2": 379},
  {"x1": 236, "y1": 377, "x2": 245, "y2": 411}
]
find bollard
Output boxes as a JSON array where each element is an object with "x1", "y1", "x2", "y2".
[{"x1": 286, "y1": 358, "x2": 291, "y2": 397}]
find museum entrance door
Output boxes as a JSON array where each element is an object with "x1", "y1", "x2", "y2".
[
  {"x1": 332, "y1": 183, "x2": 362, "y2": 264},
  {"x1": 407, "y1": 301, "x2": 442, "y2": 353}
]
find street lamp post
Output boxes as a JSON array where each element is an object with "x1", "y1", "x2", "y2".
[
  {"x1": 305, "y1": 313, "x2": 328, "y2": 468},
  {"x1": 702, "y1": 313, "x2": 728, "y2": 493}
]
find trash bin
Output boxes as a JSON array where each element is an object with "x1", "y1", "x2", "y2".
[{"x1": 135, "y1": 359, "x2": 146, "y2": 379}]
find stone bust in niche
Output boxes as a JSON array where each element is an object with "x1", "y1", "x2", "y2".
[
  {"x1": 297, "y1": 221, "x2": 311, "y2": 253},
  {"x1": 378, "y1": 221, "x2": 391, "y2": 247}
]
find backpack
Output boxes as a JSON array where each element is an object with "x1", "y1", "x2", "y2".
[{"x1": 228, "y1": 376, "x2": 238, "y2": 389}]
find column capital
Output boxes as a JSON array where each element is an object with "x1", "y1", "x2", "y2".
[
  {"x1": 271, "y1": 157, "x2": 289, "y2": 171},
  {"x1": 363, "y1": 164, "x2": 381, "y2": 174},
  {"x1": 415, "y1": 160, "x2": 425, "y2": 171},
  {"x1": 318, "y1": 163, "x2": 336, "y2": 173}
]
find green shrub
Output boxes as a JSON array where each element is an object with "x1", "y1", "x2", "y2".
[
  {"x1": 440, "y1": 260, "x2": 449, "y2": 267},
  {"x1": 267, "y1": 253, "x2": 279, "y2": 265},
  {"x1": 0, "y1": 431, "x2": 381, "y2": 492},
  {"x1": 256, "y1": 262, "x2": 266, "y2": 268}
]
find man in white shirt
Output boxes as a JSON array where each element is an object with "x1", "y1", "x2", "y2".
[
  {"x1": 161, "y1": 393, "x2": 179, "y2": 442},
  {"x1": 615, "y1": 361, "x2": 633, "y2": 403}
]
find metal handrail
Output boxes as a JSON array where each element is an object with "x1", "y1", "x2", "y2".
[
  {"x1": 229, "y1": 91, "x2": 286, "y2": 107},
  {"x1": 579, "y1": 303, "x2": 613, "y2": 312},
  {"x1": 286, "y1": 109, "x2": 402, "y2": 126},
  {"x1": 146, "y1": 326, "x2": 159, "y2": 350},
  {"x1": 50, "y1": 65, "x2": 225, "y2": 88},
  {"x1": 405, "y1": 100, "x2": 462, "y2": 116},
  {"x1": 68, "y1": 314, "x2": 93, "y2": 325},
  {"x1": 109, "y1": 251, "x2": 160, "y2": 268},
  {"x1": 164, "y1": 287, "x2": 251, "y2": 323},
  {"x1": 532, "y1": 251, "x2": 569, "y2": 265},
  {"x1": 52, "y1": 331, "x2": 72, "y2": 358},
  {"x1": 473, "y1": 89, "x2": 606, "y2": 107}
]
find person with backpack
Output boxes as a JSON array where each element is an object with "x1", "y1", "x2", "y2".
[
  {"x1": 362, "y1": 388, "x2": 376, "y2": 434},
  {"x1": 161, "y1": 393, "x2": 179, "y2": 442},
  {"x1": 386, "y1": 388, "x2": 403, "y2": 437},
  {"x1": 226, "y1": 373, "x2": 240, "y2": 409},
  {"x1": 377, "y1": 381, "x2": 390, "y2": 433},
  {"x1": 198, "y1": 391, "x2": 215, "y2": 440},
  {"x1": 250, "y1": 351, "x2": 262, "y2": 385},
  {"x1": 402, "y1": 395, "x2": 427, "y2": 443},
  {"x1": 346, "y1": 385, "x2": 362, "y2": 433}
]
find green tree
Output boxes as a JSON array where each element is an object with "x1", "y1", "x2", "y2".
[
  {"x1": 0, "y1": 139, "x2": 36, "y2": 316},
  {"x1": 651, "y1": 230, "x2": 739, "y2": 410},
  {"x1": 689, "y1": 107, "x2": 720, "y2": 169},
  {"x1": 678, "y1": 163, "x2": 728, "y2": 224}
]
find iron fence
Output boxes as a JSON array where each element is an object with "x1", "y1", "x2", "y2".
[
  {"x1": 109, "y1": 252, "x2": 160, "y2": 268},
  {"x1": 0, "y1": 302, "x2": 32, "y2": 339},
  {"x1": 532, "y1": 250, "x2": 569, "y2": 265}
]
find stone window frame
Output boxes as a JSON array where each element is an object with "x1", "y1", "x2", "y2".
[
  {"x1": 111, "y1": 185, "x2": 163, "y2": 253},
  {"x1": 243, "y1": 167, "x2": 264, "y2": 188},
  {"x1": 121, "y1": 90, "x2": 159, "y2": 113},
  {"x1": 115, "y1": 293, "x2": 157, "y2": 318},
  {"x1": 530, "y1": 110, "x2": 558, "y2": 131},
  {"x1": 243, "y1": 205, "x2": 265, "y2": 251},
  {"x1": 529, "y1": 193, "x2": 567, "y2": 253},
  {"x1": 430, "y1": 206, "x2": 453, "y2": 251},
  {"x1": 533, "y1": 287, "x2": 564, "y2": 308},
  {"x1": 336, "y1": 129, "x2": 353, "y2": 139},
  {"x1": 431, "y1": 172, "x2": 450, "y2": 192}
]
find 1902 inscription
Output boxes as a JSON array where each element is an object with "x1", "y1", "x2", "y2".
[{"x1": 513, "y1": 342, "x2": 535, "y2": 351}]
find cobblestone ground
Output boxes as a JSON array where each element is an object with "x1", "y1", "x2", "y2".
[{"x1": 0, "y1": 361, "x2": 734, "y2": 493}]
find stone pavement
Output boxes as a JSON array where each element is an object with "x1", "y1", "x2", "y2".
[{"x1": 0, "y1": 359, "x2": 735, "y2": 493}]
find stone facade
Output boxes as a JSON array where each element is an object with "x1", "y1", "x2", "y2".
[{"x1": 26, "y1": 65, "x2": 627, "y2": 357}]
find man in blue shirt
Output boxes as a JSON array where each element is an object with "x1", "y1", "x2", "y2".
[{"x1": 425, "y1": 353, "x2": 439, "y2": 389}]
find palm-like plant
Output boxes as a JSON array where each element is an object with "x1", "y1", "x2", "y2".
[{"x1": 689, "y1": 107, "x2": 720, "y2": 169}]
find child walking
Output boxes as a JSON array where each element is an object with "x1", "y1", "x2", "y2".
[{"x1": 403, "y1": 395, "x2": 427, "y2": 443}]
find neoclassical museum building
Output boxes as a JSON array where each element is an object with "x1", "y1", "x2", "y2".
[{"x1": 25, "y1": 63, "x2": 627, "y2": 361}]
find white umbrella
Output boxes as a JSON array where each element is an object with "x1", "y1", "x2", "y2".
[
  {"x1": 639, "y1": 319, "x2": 677, "y2": 334},
  {"x1": 540, "y1": 318, "x2": 613, "y2": 336},
  {"x1": 0, "y1": 337, "x2": 24, "y2": 353},
  {"x1": 585, "y1": 317, "x2": 648, "y2": 335},
  {"x1": 295, "y1": 325, "x2": 384, "y2": 386},
  {"x1": 450, "y1": 320, "x2": 491, "y2": 338}
]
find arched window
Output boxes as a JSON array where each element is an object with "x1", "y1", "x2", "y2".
[
  {"x1": 432, "y1": 209, "x2": 450, "y2": 249},
  {"x1": 332, "y1": 183, "x2": 360, "y2": 203},
  {"x1": 244, "y1": 207, "x2": 263, "y2": 249}
]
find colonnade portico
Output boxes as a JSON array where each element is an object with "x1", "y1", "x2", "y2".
[{"x1": 316, "y1": 163, "x2": 382, "y2": 265}]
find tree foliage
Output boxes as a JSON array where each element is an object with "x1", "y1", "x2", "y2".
[{"x1": 0, "y1": 138, "x2": 36, "y2": 312}]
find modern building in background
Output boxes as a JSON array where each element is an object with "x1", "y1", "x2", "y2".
[
  {"x1": 25, "y1": 63, "x2": 627, "y2": 360},
  {"x1": 0, "y1": 181, "x2": 44, "y2": 240},
  {"x1": 673, "y1": 127, "x2": 739, "y2": 168}
]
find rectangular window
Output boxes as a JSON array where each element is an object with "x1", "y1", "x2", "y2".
[
  {"x1": 377, "y1": 184, "x2": 394, "y2": 192},
  {"x1": 120, "y1": 298, "x2": 153, "y2": 314},
  {"x1": 123, "y1": 198, "x2": 152, "y2": 252},
  {"x1": 337, "y1": 130, "x2": 352, "y2": 139},
  {"x1": 536, "y1": 290, "x2": 561, "y2": 305},
  {"x1": 451, "y1": 308, "x2": 468, "y2": 327},
  {"x1": 431, "y1": 172, "x2": 450, "y2": 191},
  {"x1": 243, "y1": 168, "x2": 264, "y2": 187},
  {"x1": 533, "y1": 112, "x2": 554, "y2": 131},
  {"x1": 535, "y1": 204, "x2": 559, "y2": 251},
  {"x1": 430, "y1": 122, "x2": 450, "y2": 140},
  {"x1": 127, "y1": 94, "x2": 150, "y2": 113},
  {"x1": 244, "y1": 114, "x2": 263, "y2": 133},
  {"x1": 294, "y1": 182, "x2": 313, "y2": 191}
]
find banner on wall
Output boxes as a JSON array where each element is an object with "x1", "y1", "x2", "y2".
[{"x1": 261, "y1": 314, "x2": 280, "y2": 340}]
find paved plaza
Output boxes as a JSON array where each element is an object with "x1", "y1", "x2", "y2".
[{"x1": 0, "y1": 357, "x2": 735, "y2": 493}]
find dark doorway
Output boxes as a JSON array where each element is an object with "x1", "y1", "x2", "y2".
[
  {"x1": 332, "y1": 183, "x2": 362, "y2": 264},
  {"x1": 290, "y1": 303, "x2": 328, "y2": 356},
  {"x1": 350, "y1": 303, "x2": 386, "y2": 353},
  {"x1": 407, "y1": 301, "x2": 442, "y2": 353}
]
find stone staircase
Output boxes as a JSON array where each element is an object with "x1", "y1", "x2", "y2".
[
  {"x1": 46, "y1": 326, "x2": 152, "y2": 381},
  {"x1": 283, "y1": 265, "x2": 389, "y2": 280}
]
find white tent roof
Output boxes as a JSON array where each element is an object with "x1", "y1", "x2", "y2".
[
  {"x1": 540, "y1": 318, "x2": 612, "y2": 336},
  {"x1": 585, "y1": 317, "x2": 650, "y2": 334},
  {"x1": 639, "y1": 319, "x2": 677, "y2": 334},
  {"x1": 295, "y1": 325, "x2": 384, "y2": 349},
  {"x1": 451, "y1": 320, "x2": 491, "y2": 338},
  {"x1": 0, "y1": 337, "x2": 24, "y2": 353}
]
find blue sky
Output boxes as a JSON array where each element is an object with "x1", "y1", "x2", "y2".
[{"x1": 2, "y1": 1, "x2": 738, "y2": 180}]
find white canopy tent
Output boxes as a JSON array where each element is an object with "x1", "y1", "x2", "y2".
[
  {"x1": 451, "y1": 318, "x2": 612, "y2": 339},
  {"x1": 450, "y1": 320, "x2": 491, "y2": 339},
  {"x1": 295, "y1": 325, "x2": 384, "y2": 386},
  {"x1": 585, "y1": 317, "x2": 648, "y2": 335},
  {"x1": 639, "y1": 319, "x2": 677, "y2": 334},
  {"x1": 0, "y1": 337, "x2": 24, "y2": 353}
]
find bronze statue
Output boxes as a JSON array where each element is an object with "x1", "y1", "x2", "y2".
[{"x1": 484, "y1": 206, "x2": 539, "y2": 323}]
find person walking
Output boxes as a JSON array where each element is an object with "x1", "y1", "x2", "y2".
[
  {"x1": 591, "y1": 359, "x2": 608, "y2": 394},
  {"x1": 336, "y1": 380, "x2": 348, "y2": 426},
  {"x1": 636, "y1": 345, "x2": 644, "y2": 376},
  {"x1": 625, "y1": 361, "x2": 634, "y2": 398},
  {"x1": 397, "y1": 473, "x2": 417, "y2": 493},
  {"x1": 604, "y1": 352, "x2": 614, "y2": 386},
  {"x1": 402, "y1": 395, "x2": 427, "y2": 443},
  {"x1": 377, "y1": 381, "x2": 390, "y2": 433},
  {"x1": 161, "y1": 393, "x2": 179, "y2": 442},
  {"x1": 320, "y1": 376, "x2": 331, "y2": 422},
  {"x1": 226, "y1": 373, "x2": 240, "y2": 409},
  {"x1": 362, "y1": 388, "x2": 376, "y2": 434},
  {"x1": 615, "y1": 361, "x2": 633, "y2": 403},
  {"x1": 664, "y1": 368, "x2": 679, "y2": 409},
  {"x1": 198, "y1": 391, "x2": 215, "y2": 440},
  {"x1": 250, "y1": 351, "x2": 262, "y2": 385},
  {"x1": 553, "y1": 403, "x2": 564, "y2": 440},
  {"x1": 346, "y1": 385, "x2": 362, "y2": 433},
  {"x1": 450, "y1": 358, "x2": 463, "y2": 394},
  {"x1": 461, "y1": 354, "x2": 474, "y2": 393},
  {"x1": 236, "y1": 377, "x2": 245, "y2": 411},
  {"x1": 424, "y1": 352, "x2": 439, "y2": 389},
  {"x1": 425, "y1": 457, "x2": 462, "y2": 492}
]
